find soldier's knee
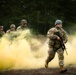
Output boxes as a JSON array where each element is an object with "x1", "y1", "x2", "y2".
[
  {"x1": 49, "y1": 55, "x2": 55, "y2": 60},
  {"x1": 46, "y1": 55, "x2": 54, "y2": 63},
  {"x1": 49, "y1": 56, "x2": 54, "y2": 61},
  {"x1": 58, "y1": 51, "x2": 64, "y2": 60},
  {"x1": 59, "y1": 55, "x2": 64, "y2": 60}
]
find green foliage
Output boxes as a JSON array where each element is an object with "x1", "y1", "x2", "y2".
[{"x1": 0, "y1": 0, "x2": 76, "y2": 34}]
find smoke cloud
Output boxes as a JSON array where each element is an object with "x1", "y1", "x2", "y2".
[{"x1": 0, "y1": 29, "x2": 76, "y2": 71}]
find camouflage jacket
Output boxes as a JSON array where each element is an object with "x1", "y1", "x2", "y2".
[
  {"x1": 6, "y1": 29, "x2": 17, "y2": 40},
  {"x1": 0, "y1": 31, "x2": 5, "y2": 37},
  {"x1": 47, "y1": 27, "x2": 68, "y2": 48},
  {"x1": 6, "y1": 29, "x2": 15, "y2": 33},
  {"x1": 17, "y1": 26, "x2": 28, "y2": 31}
]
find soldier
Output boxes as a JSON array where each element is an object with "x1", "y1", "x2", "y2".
[
  {"x1": 17, "y1": 19, "x2": 28, "y2": 31},
  {"x1": 6, "y1": 24, "x2": 17, "y2": 41},
  {"x1": 45, "y1": 20, "x2": 68, "y2": 73},
  {"x1": 6, "y1": 24, "x2": 16, "y2": 33},
  {"x1": 0, "y1": 25, "x2": 5, "y2": 37}
]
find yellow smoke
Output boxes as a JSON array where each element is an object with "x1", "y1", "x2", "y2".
[{"x1": 0, "y1": 29, "x2": 76, "y2": 71}]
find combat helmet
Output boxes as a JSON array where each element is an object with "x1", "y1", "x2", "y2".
[
  {"x1": 10, "y1": 24, "x2": 16, "y2": 28},
  {"x1": 21, "y1": 19, "x2": 27, "y2": 24},
  {"x1": 55, "y1": 20, "x2": 62, "y2": 25}
]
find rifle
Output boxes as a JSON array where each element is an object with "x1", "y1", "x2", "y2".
[{"x1": 54, "y1": 32, "x2": 68, "y2": 55}]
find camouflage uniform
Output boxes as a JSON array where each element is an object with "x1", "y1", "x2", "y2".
[
  {"x1": 16, "y1": 19, "x2": 31, "y2": 41},
  {"x1": 6, "y1": 24, "x2": 16, "y2": 33},
  {"x1": 0, "y1": 31, "x2": 5, "y2": 37},
  {"x1": 6, "y1": 24, "x2": 17, "y2": 41},
  {"x1": 6, "y1": 29, "x2": 15, "y2": 33},
  {"x1": 0, "y1": 26, "x2": 5, "y2": 37},
  {"x1": 17, "y1": 25, "x2": 28, "y2": 31},
  {"x1": 17, "y1": 19, "x2": 28, "y2": 31},
  {"x1": 45, "y1": 27, "x2": 68, "y2": 68}
]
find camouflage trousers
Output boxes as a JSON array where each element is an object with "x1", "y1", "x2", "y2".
[{"x1": 46, "y1": 47, "x2": 64, "y2": 67}]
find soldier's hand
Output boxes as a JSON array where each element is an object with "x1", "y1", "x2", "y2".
[{"x1": 57, "y1": 37, "x2": 61, "y2": 40}]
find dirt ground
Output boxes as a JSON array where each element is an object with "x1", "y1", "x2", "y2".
[{"x1": 0, "y1": 67, "x2": 76, "y2": 75}]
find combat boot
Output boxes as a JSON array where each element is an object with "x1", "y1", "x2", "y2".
[
  {"x1": 45, "y1": 61, "x2": 48, "y2": 68},
  {"x1": 60, "y1": 67, "x2": 67, "y2": 73}
]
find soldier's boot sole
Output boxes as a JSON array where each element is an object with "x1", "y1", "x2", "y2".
[{"x1": 60, "y1": 69, "x2": 67, "y2": 73}]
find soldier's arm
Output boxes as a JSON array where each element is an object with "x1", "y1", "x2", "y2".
[
  {"x1": 3, "y1": 31, "x2": 5, "y2": 34},
  {"x1": 17, "y1": 26, "x2": 21, "y2": 31},
  {"x1": 6, "y1": 30, "x2": 10, "y2": 33},
  {"x1": 47, "y1": 28, "x2": 58, "y2": 40},
  {"x1": 63, "y1": 30, "x2": 68, "y2": 43}
]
